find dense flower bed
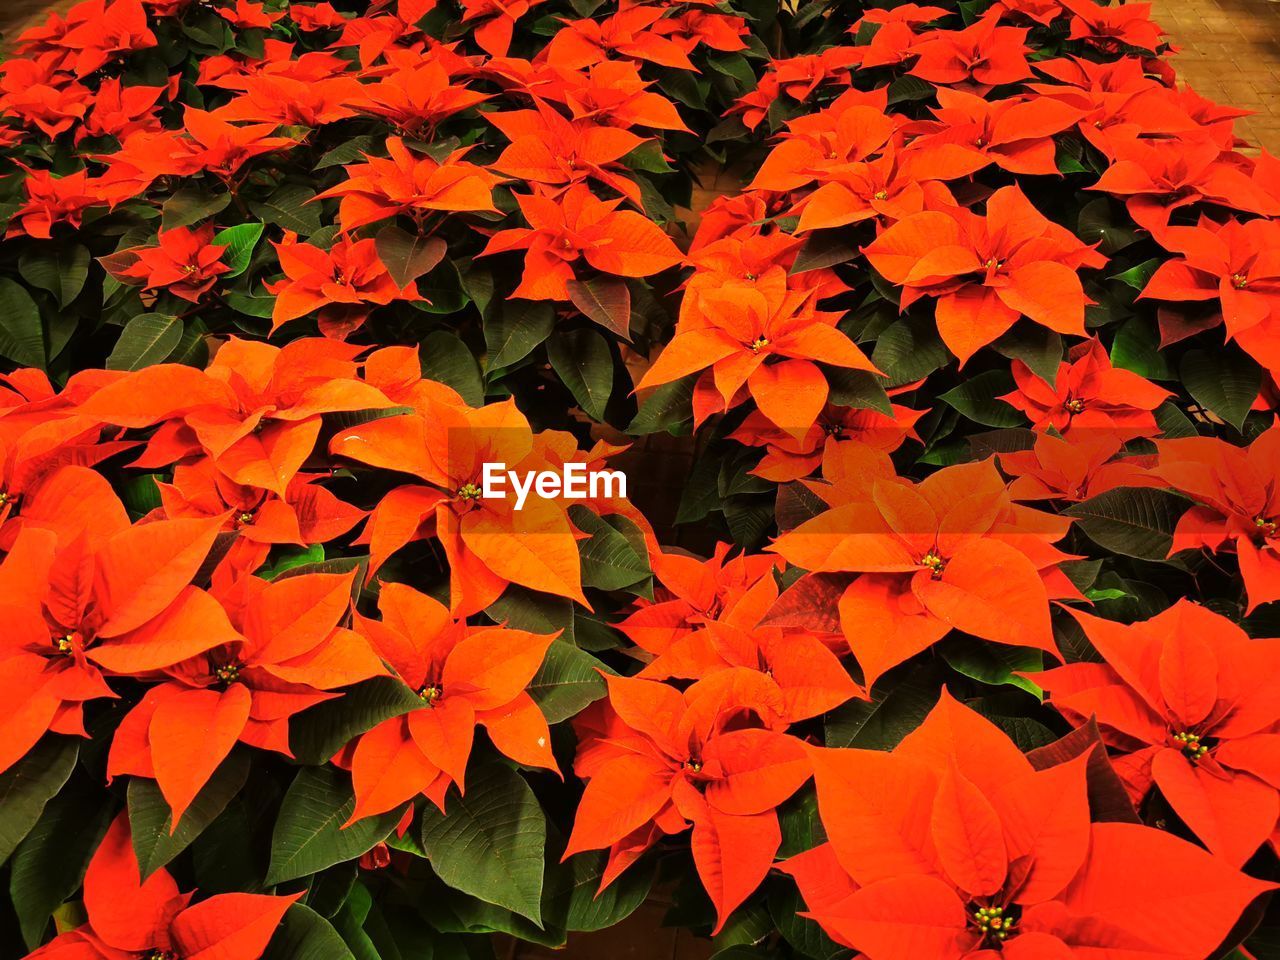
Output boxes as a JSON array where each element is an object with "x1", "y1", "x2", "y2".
[{"x1": 1, "y1": 0, "x2": 1280, "y2": 957}]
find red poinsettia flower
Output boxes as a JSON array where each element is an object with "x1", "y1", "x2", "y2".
[
  {"x1": 316, "y1": 137, "x2": 505, "y2": 232},
  {"x1": 770, "y1": 446, "x2": 1077, "y2": 689},
  {"x1": 1001, "y1": 433, "x2": 1157, "y2": 502},
  {"x1": 344, "y1": 61, "x2": 489, "y2": 137},
  {"x1": 852, "y1": 4, "x2": 948, "y2": 68},
  {"x1": 1139, "y1": 216, "x2": 1280, "y2": 373},
  {"x1": 488, "y1": 102, "x2": 647, "y2": 206},
  {"x1": 618, "y1": 546, "x2": 784, "y2": 656},
  {"x1": 108, "y1": 570, "x2": 385, "y2": 821},
  {"x1": 77, "y1": 77, "x2": 169, "y2": 143},
  {"x1": 1059, "y1": 0, "x2": 1164, "y2": 51},
  {"x1": 864, "y1": 185, "x2": 1106, "y2": 364},
  {"x1": 458, "y1": 0, "x2": 544, "y2": 57},
  {"x1": 329, "y1": 395, "x2": 598, "y2": 613},
  {"x1": 636, "y1": 266, "x2": 879, "y2": 436},
  {"x1": 105, "y1": 223, "x2": 230, "y2": 303},
  {"x1": 6, "y1": 167, "x2": 102, "y2": 239},
  {"x1": 27, "y1": 814, "x2": 297, "y2": 960},
  {"x1": 1151, "y1": 427, "x2": 1280, "y2": 611},
  {"x1": 729, "y1": 399, "x2": 926, "y2": 482},
  {"x1": 564, "y1": 671, "x2": 811, "y2": 932},
  {"x1": 40, "y1": 0, "x2": 157, "y2": 77},
  {"x1": 907, "y1": 11, "x2": 1033, "y2": 89},
  {"x1": 635, "y1": 573, "x2": 863, "y2": 724},
  {"x1": 267, "y1": 231, "x2": 423, "y2": 338},
  {"x1": 998, "y1": 338, "x2": 1171, "y2": 437},
  {"x1": 155, "y1": 458, "x2": 364, "y2": 582},
  {"x1": 1033, "y1": 601, "x2": 1280, "y2": 865},
  {"x1": 170, "y1": 106, "x2": 299, "y2": 181},
  {"x1": 479, "y1": 184, "x2": 683, "y2": 300},
  {"x1": 1091, "y1": 135, "x2": 1277, "y2": 235},
  {"x1": 749, "y1": 90, "x2": 898, "y2": 194},
  {"x1": 217, "y1": 0, "x2": 285, "y2": 29},
  {"x1": 902, "y1": 87, "x2": 1082, "y2": 179},
  {"x1": 343, "y1": 583, "x2": 558, "y2": 821},
  {"x1": 214, "y1": 74, "x2": 363, "y2": 126},
  {"x1": 79, "y1": 338, "x2": 394, "y2": 497},
  {"x1": 0, "y1": 58, "x2": 93, "y2": 138},
  {"x1": 798, "y1": 690, "x2": 1272, "y2": 959},
  {"x1": 542, "y1": 7, "x2": 696, "y2": 71},
  {"x1": 0, "y1": 499, "x2": 238, "y2": 777}
]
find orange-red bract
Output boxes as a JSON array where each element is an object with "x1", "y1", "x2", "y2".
[{"x1": 1033, "y1": 601, "x2": 1280, "y2": 866}]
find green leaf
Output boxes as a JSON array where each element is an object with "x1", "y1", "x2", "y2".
[
  {"x1": 791, "y1": 231, "x2": 859, "y2": 274},
  {"x1": 1110, "y1": 317, "x2": 1172, "y2": 380},
  {"x1": 264, "y1": 903, "x2": 357, "y2": 960},
  {"x1": 940, "y1": 636, "x2": 1043, "y2": 695},
  {"x1": 485, "y1": 300, "x2": 554, "y2": 370},
  {"x1": 825, "y1": 663, "x2": 945, "y2": 749},
  {"x1": 886, "y1": 74, "x2": 934, "y2": 105},
  {"x1": 290, "y1": 677, "x2": 426, "y2": 765},
  {"x1": 315, "y1": 135, "x2": 378, "y2": 171},
  {"x1": 266, "y1": 767, "x2": 404, "y2": 886},
  {"x1": 10, "y1": 782, "x2": 112, "y2": 948},
  {"x1": 1180, "y1": 347, "x2": 1261, "y2": 431},
  {"x1": 939, "y1": 371, "x2": 1022, "y2": 428},
  {"x1": 128, "y1": 751, "x2": 250, "y2": 880},
  {"x1": 0, "y1": 737, "x2": 78, "y2": 866},
  {"x1": 544, "y1": 851, "x2": 652, "y2": 933},
  {"x1": 567, "y1": 276, "x2": 631, "y2": 340},
  {"x1": 19, "y1": 243, "x2": 90, "y2": 306},
  {"x1": 628, "y1": 375, "x2": 695, "y2": 435},
  {"x1": 992, "y1": 325, "x2": 1063, "y2": 384},
  {"x1": 106, "y1": 313, "x2": 182, "y2": 370},
  {"x1": 571, "y1": 506, "x2": 652, "y2": 592},
  {"x1": 1065, "y1": 487, "x2": 1190, "y2": 561},
  {"x1": 0, "y1": 278, "x2": 46, "y2": 368},
  {"x1": 419, "y1": 760, "x2": 547, "y2": 925},
  {"x1": 259, "y1": 544, "x2": 327, "y2": 580},
  {"x1": 487, "y1": 586, "x2": 575, "y2": 643},
  {"x1": 547, "y1": 329, "x2": 613, "y2": 422},
  {"x1": 251, "y1": 184, "x2": 322, "y2": 236},
  {"x1": 870, "y1": 314, "x2": 949, "y2": 388},
  {"x1": 1076, "y1": 197, "x2": 1140, "y2": 255},
  {"x1": 161, "y1": 187, "x2": 231, "y2": 229},
  {"x1": 214, "y1": 222, "x2": 265, "y2": 279},
  {"x1": 1109, "y1": 257, "x2": 1160, "y2": 291},
  {"x1": 525, "y1": 641, "x2": 610, "y2": 725},
  {"x1": 825, "y1": 369, "x2": 892, "y2": 414},
  {"x1": 374, "y1": 226, "x2": 446, "y2": 287},
  {"x1": 420, "y1": 331, "x2": 485, "y2": 407}
]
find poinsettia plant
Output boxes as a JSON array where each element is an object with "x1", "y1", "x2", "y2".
[{"x1": 2, "y1": 0, "x2": 1280, "y2": 958}]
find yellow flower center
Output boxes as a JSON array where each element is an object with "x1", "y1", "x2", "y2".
[
  {"x1": 921, "y1": 551, "x2": 946, "y2": 577},
  {"x1": 1255, "y1": 516, "x2": 1278, "y2": 539},
  {"x1": 1065, "y1": 398, "x2": 1086, "y2": 414},
  {"x1": 749, "y1": 336, "x2": 770, "y2": 353},
  {"x1": 420, "y1": 684, "x2": 443, "y2": 705},
  {"x1": 973, "y1": 906, "x2": 1015, "y2": 942},
  {"x1": 873, "y1": 190, "x2": 888, "y2": 200},
  {"x1": 1232, "y1": 273, "x2": 1249, "y2": 289},
  {"x1": 1173, "y1": 731, "x2": 1209, "y2": 761},
  {"x1": 457, "y1": 482, "x2": 482, "y2": 502}
]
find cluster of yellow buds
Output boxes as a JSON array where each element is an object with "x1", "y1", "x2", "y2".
[
  {"x1": 973, "y1": 906, "x2": 1014, "y2": 941},
  {"x1": 419, "y1": 683, "x2": 443, "y2": 705},
  {"x1": 1174, "y1": 731, "x2": 1209, "y2": 761},
  {"x1": 921, "y1": 550, "x2": 946, "y2": 577}
]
